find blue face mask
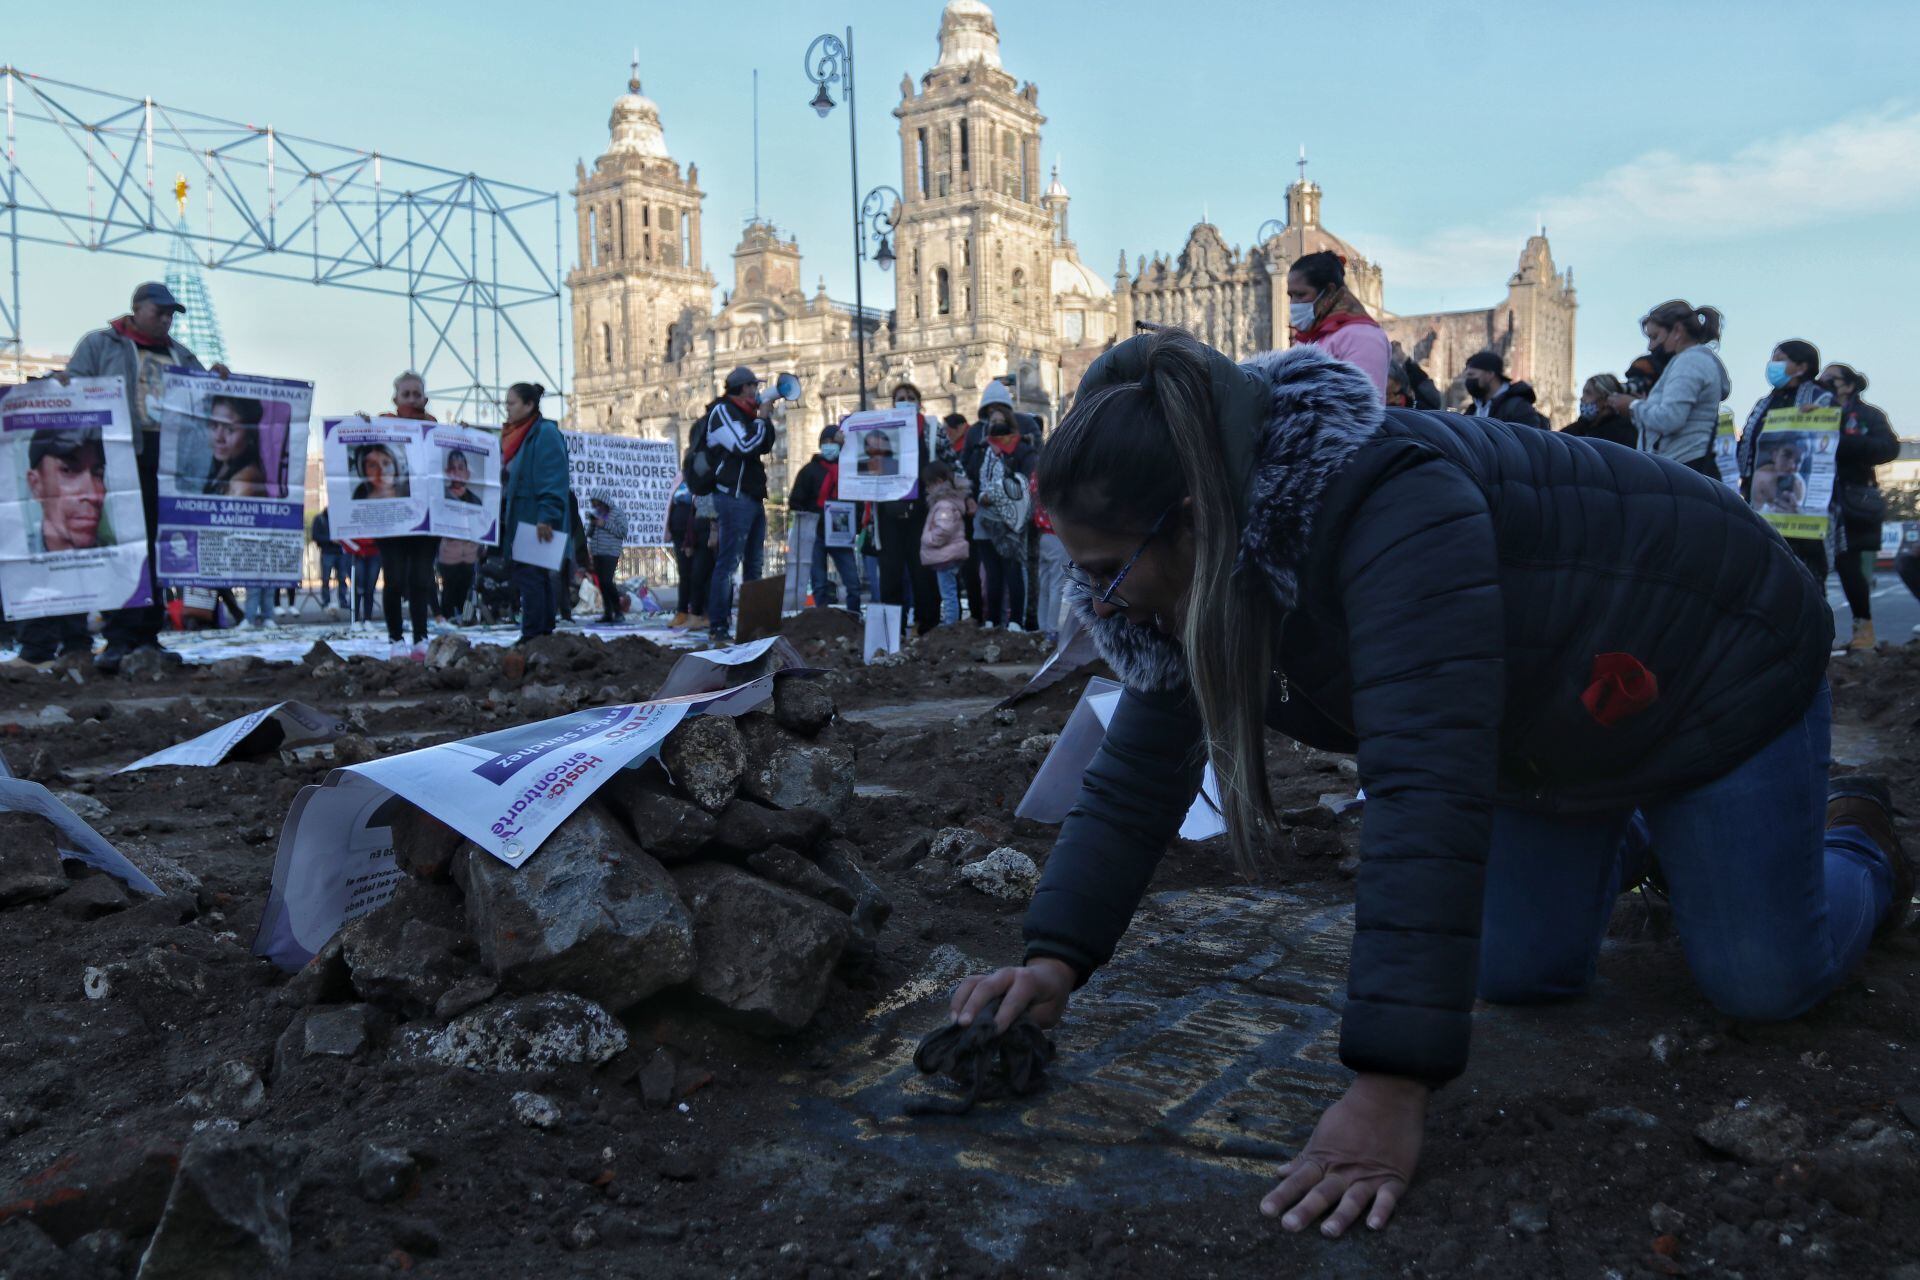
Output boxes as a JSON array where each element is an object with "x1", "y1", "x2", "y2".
[
  {"x1": 1289, "y1": 300, "x2": 1317, "y2": 330},
  {"x1": 820, "y1": 444, "x2": 841, "y2": 462},
  {"x1": 1579, "y1": 400, "x2": 1600, "y2": 418},
  {"x1": 1765, "y1": 360, "x2": 1791, "y2": 388}
]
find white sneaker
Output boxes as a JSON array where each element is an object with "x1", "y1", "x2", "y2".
[
  {"x1": 389, "y1": 642, "x2": 410, "y2": 660},
  {"x1": 1006, "y1": 622, "x2": 1025, "y2": 633},
  {"x1": 262, "y1": 617, "x2": 278, "y2": 629},
  {"x1": 410, "y1": 641, "x2": 428, "y2": 663},
  {"x1": 982, "y1": 621, "x2": 996, "y2": 630}
]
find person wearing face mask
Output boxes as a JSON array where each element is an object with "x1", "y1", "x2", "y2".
[
  {"x1": 949, "y1": 329, "x2": 1906, "y2": 1241},
  {"x1": 874, "y1": 383, "x2": 941, "y2": 635},
  {"x1": 1736, "y1": 339, "x2": 1834, "y2": 586},
  {"x1": 701, "y1": 366, "x2": 776, "y2": 644},
  {"x1": 1461, "y1": 352, "x2": 1550, "y2": 429},
  {"x1": 1820, "y1": 363, "x2": 1899, "y2": 651},
  {"x1": 1566, "y1": 375, "x2": 1636, "y2": 448},
  {"x1": 964, "y1": 381, "x2": 1038, "y2": 629},
  {"x1": 1607, "y1": 300, "x2": 1730, "y2": 477},
  {"x1": 789, "y1": 424, "x2": 860, "y2": 615},
  {"x1": 1286, "y1": 251, "x2": 1390, "y2": 397}
]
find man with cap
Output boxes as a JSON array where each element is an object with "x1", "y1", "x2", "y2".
[
  {"x1": 14, "y1": 428, "x2": 110, "y2": 665},
  {"x1": 59, "y1": 281, "x2": 230, "y2": 672},
  {"x1": 1461, "y1": 351, "x2": 1550, "y2": 429},
  {"x1": 701, "y1": 365, "x2": 776, "y2": 642}
]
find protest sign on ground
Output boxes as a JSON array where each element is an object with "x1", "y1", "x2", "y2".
[
  {"x1": 1750, "y1": 406, "x2": 1840, "y2": 540},
  {"x1": 119, "y1": 701, "x2": 347, "y2": 772},
  {"x1": 834, "y1": 407, "x2": 921, "y2": 503},
  {"x1": 323, "y1": 417, "x2": 501, "y2": 542},
  {"x1": 156, "y1": 369, "x2": 312, "y2": 587},
  {"x1": 562, "y1": 431, "x2": 676, "y2": 547},
  {"x1": 864, "y1": 604, "x2": 903, "y2": 663},
  {"x1": 652, "y1": 635, "x2": 805, "y2": 699},
  {"x1": 0, "y1": 376, "x2": 151, "y2": 621},
  {"x1": 1016, "y1": 676, "x2": 1225, "y2": 841},
  {"x1": 0, "y1": 777, "x2": 160, "y2": 895},
  {"x1": 252, "y1": 676, "x2": 780, "y2": 970}
]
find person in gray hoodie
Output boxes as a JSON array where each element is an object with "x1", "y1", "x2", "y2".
[{"x1": 1610, "y1": 299, "x2": 1730, "y2": 479}]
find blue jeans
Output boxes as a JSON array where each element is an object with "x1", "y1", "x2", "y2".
[
  {"x1": 247, "y1": 587, "x2": 273, "y2": 625},
  {"x1": 935, "y1": 566, "x2": 961, "y2": 624},
  {"x1": 1479, "y1": 684, "x2": 1892, "y2": 1021},
  {"x1": 809, "y1": 534, "x2": 862, "y2": 613},
  {"x1": 351, "y1": 554, "x2": 382, "y2": 622},
  {"x1": 514, "y1": 560, "x2": 556, "y2": 642},
  {"x1": 319, "y1": 548, "x2": 350, "y2": 608},
  {"x1": 705, "y1": 492, "x2": 766, "y2": 637}
]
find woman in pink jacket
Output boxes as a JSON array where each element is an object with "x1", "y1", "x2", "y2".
[{"x1": 1287, "y1": 250, "x2": 1390, "y2": 397}]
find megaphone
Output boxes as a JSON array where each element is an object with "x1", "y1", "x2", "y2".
[{"x1": 759, "y1": 371, "x2": 802, "y2": 405}]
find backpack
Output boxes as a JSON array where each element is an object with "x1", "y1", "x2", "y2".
[
  {"x1": 975, "y1": 452, "x2": 1031, "y2": 558},
  {"x1": 682, "y1": 415, "x2": 718, "y2": 497}
]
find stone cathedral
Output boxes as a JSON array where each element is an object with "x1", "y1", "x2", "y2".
[{"x1": 566, "y1": 0, "x2": 1576, "y2": 500}]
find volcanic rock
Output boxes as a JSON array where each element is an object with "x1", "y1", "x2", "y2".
[
  {"x1": 736, "y1": 715, "x2": 855, "y2": 819},
  {"x1": 771, "y1": 678, "x2": 836, "y2": 736},
  {"x1": 711, "y1": 799, "x2": 831, "y2": 858},
  {"x1": 55, "y1": 873, "x2": 131, "y2": 919},
  {"x1": 746, "y1": 845, "x2": 857, "y2": 914},
  {"x1": 0, "y1": 813, "x2": 64, "y2": 905},
  {"x1": 599, "y1": 772, "x2": 717, "y2": 862},
  {"x1": 1695, "y1": 1101, "x2": 1808, "y2": 1165},
  {"x1": 134, "y1": 1134, "x2": 303, "y2": 1279},
  {"x1": 659, "y1": 716, "x2": 746, "y2": 812},
  {"x1": 671, "y1": 862, "x2": 852, "y2": 1034},
  {"x1": 398, "y1": 993, "x2": 629, "y2": 1073},
  {"x1": 338, "y1": 879, "x2": 472, "y2": 1017},
  {"x1": 388, "y1": 804, "x2": 465, "y2": 881},
  {"x1": 813, "y1": 838, "x2": 894, "y2": 937},
  {"x1": 957, "y1": 848, "x2": 1040, "y2": 901},
  {"x1": 356, "y1": 1144, "x2": 417, "y2": 1204}
]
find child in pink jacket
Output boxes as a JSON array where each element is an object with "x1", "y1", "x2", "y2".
[{"x1": 919, "y1": 461, "x2": 972, "y2": 625}]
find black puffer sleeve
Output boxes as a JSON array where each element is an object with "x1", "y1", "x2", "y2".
[
  {"x1": 1335, "y1": 457, "x2": 1504, "y2": 1085},
  {"x1": 1022, "y1": 685, "x2": 1206, "y2": 979}
]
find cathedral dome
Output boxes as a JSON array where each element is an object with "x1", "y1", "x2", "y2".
[
  {"x1": 605, "y1": 75, "x2": 670, "y2": 161},
  {"x1": 936, "y1": 0, "x2": 1003, "y2": 70},
  {"x1": 1052, "y1": 252, "x2": 1110, "y2": 300}
]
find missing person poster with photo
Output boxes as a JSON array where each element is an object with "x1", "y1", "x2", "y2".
[
  {"x1": 156, "y1": 369, "x2": 312, "y2": 587},
  {"x1": 1749, "y1": 406, "x2": 1840, "y2": 540},
  {"x1": 324, "y1": 417, "x2": 501, "y2": 542},
  {"x1": 0, "y1": 376, "x2": 152, "y2": 621},
  {"x1": 834, "y1": 406, "x2": 921, "y2": 503}
]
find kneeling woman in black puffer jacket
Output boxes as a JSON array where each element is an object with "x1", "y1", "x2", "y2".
[{"x1": 950, "y1": 329, "x2": 1909, "y2": 1237}]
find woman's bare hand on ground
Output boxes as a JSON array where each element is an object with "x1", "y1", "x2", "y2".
[
  {"x1": 1261, "y1": 1073, "x2": 1428, "y2": 1237},
  {"x1": 949, "y1": 958, "x2": 1076, "y2": 1032}
]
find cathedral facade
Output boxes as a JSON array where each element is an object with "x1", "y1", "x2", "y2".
[{"x1": 566, "y1": 0, "x2": 1575, "y2": 501}]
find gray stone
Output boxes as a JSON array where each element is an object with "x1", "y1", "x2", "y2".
[
  {"x1": 882, "y1": 833, "x2": 932, "y2": 872},
  {"x1": 1695, "y1": 1101, "x2": 1808, "y2": 1165},
  {"x1": 330, "y1": 733, "x2": 379, "y2": 766},
  {"x1": 339, "y1": 879, "x2": 471, "y2": 1017},
  {"x1": 771, "y1": 678, "x2": 836, "y2": 736},
  {"x1": 134, "y1": 1134, "x2": 302, "y2": 1279},
  {"x1": 0, "y1": 1219, "x2": 66, "y2": 1279},
  {"x1": 303, "y1": 1005, "x2": 376, "y2": 1058},
  {"x1": 1649, "y1": 1031, "x2": 1682, "y2": 1066},
  {"x1": 928, "y1": 826, "x2": 991, "y2": 866},
  {"x1": 118, "y1": 646, "x2": 183, "y2": 682},
  {"x1": 178, "y1": 1061, "x2": 267, "y2": 1120},
  {"x1": 747, "y1": 845, "x2": 857, "y2": 914},
  {"x1": 600, "y1": 777, "x2": 717, "y2": 862},
  {"x1": 712, "y1": 799, "x2": 830, "y2": 858},
  {"x1": 389, "y1": 804, "x2": 464, "y2": 881},
  {"x1": 516, "y1": 683, "x2": 570, "y2": 719},
  {"x1": 1896, "y1": 1094, "x2": 1920, "y2": 1131},
  {"x1": 1017, "y1": 733, "x2": 1060, "y2": 758},
  {"x1": 638, "y1": 1048, "x2": 676, "y2": 1107},
  {"x1": 356, "y1": 1144, "x2": 416, "y2": 1204},
  {"x1": 1592, "y1": 1105, "x2": 1663, "y2": 1132},
  {"x1": 1648, "y1": 1202, "x2": 1687, "y2": 1235},
  {"x1": 813, "y1": 839, "x2": 893, "y2": 937},
  {"x1": 1506, "y1": 1202, "x2": 1550, "y2": 1235},
  {"x1": 432, "y1": 976, "x2": 499, "y2": 1021},
  {"x1": 398, "y1": 993, "x2": 629, "y2": 1073},
  {"x1": 460, "y1": 805, "x2": 694, "y2": 1011},
  {"x1": 55, "y1": 874, "x2": 132, "y2": 919},
  {"x1": 275, "y1": 936, "x2": 350, "y2": 1008},
  {"x1": 957, "y1": 848, "x2": 1040, "y2": 901},
  {"x1": 53, "y1": 790, "x2": 111, "y2": 822},
  {"x1": 671, "y1": 862, "x2": 852, "y2": 1034},
  {"x1": 1279, "y1": 803, "x2": 1337, "y2": 829},
  {"x1": 425, "y1": 634, "x2": 471, "y2": 669},
  {"x1": 0, "y1": 813, "x2": 64, "y2": 905},
  {"x1": 659, "y1": 716, "x2": 746, "y2": 812},
  {"x1": 1818, "y1": 1126, "x2": 1920, "y2": 1175},
  {"x1": 737, "y1": 717, "x2": 856, "y2": 819},
  {"x1": 511, "y1": 1091, "x2": 562, "y2": 1130}
]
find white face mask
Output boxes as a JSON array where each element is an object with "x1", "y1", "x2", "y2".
[{"x1": 1289, "y1": 301, "x2": 1317, "y2": 330}]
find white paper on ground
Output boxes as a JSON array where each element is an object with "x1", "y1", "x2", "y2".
[
  {"x1": 652, "y1": 635, "x2": 804, "y2": 700},
  {"x1": 864, "y1": 604, "x2": 903, "y2": 664},
  {"x1": 0, "y1": 777, "x2": 160, "y2": 895},
  {"x1": 1014, "y1": 676, "x2": 1226, "y2": 840},
  {"x1": 118, "y1": 701, "x2": 348, "y2": 772},
  {"x1": 510, "y1": 522, "x2": 566, "y2": 570},
  {"x1": 252, "y1": 677, "x2": 779, "y2": 970}
]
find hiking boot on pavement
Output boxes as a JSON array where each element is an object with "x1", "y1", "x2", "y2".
[{"x1": 1827, "y1": 774, "x2": 1912, "y2": 935}]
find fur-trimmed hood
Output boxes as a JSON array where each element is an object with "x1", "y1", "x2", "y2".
[{"x1": 1072, "y1": 345, "x2": 1384, "y2": 693}]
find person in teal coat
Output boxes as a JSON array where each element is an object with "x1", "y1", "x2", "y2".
[{"x1": 499, "y1": 381, "x2": 571, "y2": 642}]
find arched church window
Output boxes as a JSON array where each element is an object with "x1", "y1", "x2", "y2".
[
  {"x1": 601, "y1": 323, "x2": 614, "y2": 366},
  {"x1": 588, "y1": 209, "x2": 598, "y2": 267},
  {"x1": 1011, "y1": 268, "x2": 1025, "y2": 306},
  {"x1": 935, "y1": 268, "x2": 950, "y2": 316}
]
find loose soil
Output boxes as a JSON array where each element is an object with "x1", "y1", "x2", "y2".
[{"x1": 0, "y1": 629, "x2": 1916, "y2": 1278}]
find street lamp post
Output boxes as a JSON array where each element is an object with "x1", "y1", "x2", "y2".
[
  {"x1": 804, "y1": 29, "x2": 870, "y2": 412},
  {"x1": 863, "y1": 185, "x2": 901, "y2": 274}
]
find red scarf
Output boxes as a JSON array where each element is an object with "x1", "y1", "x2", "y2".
[
  {"x1": 110, "y1": 315, "x2": 173, "y2": 352},
  {"x1": 1296, "y1": 309, "x2": 1380, "y2": 345},
  {"x1": 819, "y1": 461, "x2": 840, "y2": 504},
  {"x1": 391, "y1": 404, "x2": 437, "y2": 421},
  {"x1": 502, "y1": 414, "x2": 536, "y2": 464},
  {"x1": 988, "y1": 432, "x2": 1019, "y2": 456}
]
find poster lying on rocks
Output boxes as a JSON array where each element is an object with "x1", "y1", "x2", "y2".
[
  {"x1": 1748, "y1": 406, "x2": 1840, "y2": 539},
  {"x1": 652, "y1": 635, "x2": 805, "y2": 700},
  {"x1": 253, "y1": 676, "x2": 779, "y2": 970},
  {"x1": 154, "y1": 368, "x2": 312, "y2": 587},
  {"x1": 562, "y1": 431, "x2": 676, "y2": 547},
  {"x1": 833, "y1": 406, "x2": 921, "y2": 503},
  {"x1": 1016, "y1": 676, "x2": 1226, "y2": 841},
  {"x1": 118, "y1": 701, "x2": 347, "y2": 772},
  {"x1": 322, "y1": 417, "x2": 501, "y2": 542},
  {"x1": 0, "y1": 776, "x2": 160, "y2": 895},
  {"x1": 0, "y1": 376, "x2": 152, "y2": 621}
]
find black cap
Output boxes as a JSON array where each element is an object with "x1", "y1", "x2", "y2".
[
  {"x1": 28, "y1": 427, "x2": 105, "y2": 469},
  {"x1": 1464, "y1": 351, "x2": 1505, "y2": 377},
  {"x1": 724, "y1": 365, "x2": 760, "y2": 392},
  {"x1": 131, "y1": 281, "x2": 185, "y2": 314}
]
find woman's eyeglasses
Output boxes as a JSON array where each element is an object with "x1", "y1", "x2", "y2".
[{"x1": 1064, "y1": 505, "x2": 1174, "y2": 611}]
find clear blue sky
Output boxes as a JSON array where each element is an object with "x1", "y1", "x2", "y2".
[{"x1": 5, "y1": 0, "x2": 1917, "y2": 427}]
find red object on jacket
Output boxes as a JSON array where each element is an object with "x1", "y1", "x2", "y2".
[
  {"x1": 341, "y1": 538, "x2": 379, "y2": 558},
  {"x1": 1580, "y1": 653, "x2": 1660, "y2": 727},
  {"x1": 1295, "y1": 309, "x2": 1381, "y2": 345},
  {"x1": 818, "y1": 461, "x2": 840, "y2": 504},
  {"x1": 1032, "y1": 476, "x2": 1054, "y2": 535},
  {"x1": 109, "y1": 315, "x2": 173, "y2": 351}
]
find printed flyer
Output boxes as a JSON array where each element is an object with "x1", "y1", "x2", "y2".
[{"x1": 323, "y1": 417, "x2": 500, "y2": 542}]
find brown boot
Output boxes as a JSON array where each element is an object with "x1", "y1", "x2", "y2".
[
  {"x1": 670, "y1": 611, "x2": 689, "y2": 629},
  {"x1": 1849, "y1": 618, "x2": 1877, "y2": 652},
  {"x1": 1827, "y1": 775, "x2": 1912, "y2": 935}
]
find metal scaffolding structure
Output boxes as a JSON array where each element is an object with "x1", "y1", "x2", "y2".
[{"x1": 0, "y1": 65, "x2": 565, "y2": 419}]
